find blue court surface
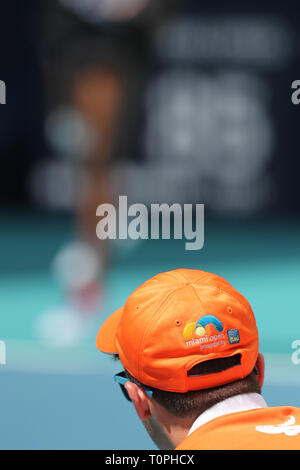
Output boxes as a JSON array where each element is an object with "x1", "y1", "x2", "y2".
[{"x1": 0, "y1": 210, "x2": 300, "y2": 449}]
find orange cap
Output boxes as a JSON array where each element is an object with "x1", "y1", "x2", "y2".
[{"x1": 96, "y1": 269, "x2": 259, "y2": 393}]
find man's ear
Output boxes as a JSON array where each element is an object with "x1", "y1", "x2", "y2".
[
  {"x1": 125, "y1": 382, "x2": 152, "y2": 421},
  {"x1": 255, "y1": 353, "x2": 265, "y2": 389}
]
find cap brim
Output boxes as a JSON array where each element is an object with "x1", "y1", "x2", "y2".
[{"x1": 96, "y1": 307, "x2": 123, "y2": 354}]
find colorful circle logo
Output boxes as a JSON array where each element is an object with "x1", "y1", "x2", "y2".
[{"x1": 183, "y1": 314, "x2": 223, "y2": 340}]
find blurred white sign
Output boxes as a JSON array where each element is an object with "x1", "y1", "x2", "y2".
[
  {"x1": 0, "y1": 80, "x2": 6, "y2": 104},
  {"x1": 0, "y1": 340, "x2": 6, "y2": 365}
]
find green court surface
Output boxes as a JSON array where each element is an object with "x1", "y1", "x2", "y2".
[{"x1": 0, "y1": 209, "x2": 300, "y2": 449}]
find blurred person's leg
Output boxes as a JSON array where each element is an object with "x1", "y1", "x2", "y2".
[
  {"x1": 67, "y1": 65, "x2": 124, "y2": 313},
  {"x1": 73, "y1": 65, "x2": 122, "y2": 251}
]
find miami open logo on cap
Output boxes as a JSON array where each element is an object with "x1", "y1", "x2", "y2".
[{"x1": 183, "y1": 315, "x2": 225, "y2": 348}]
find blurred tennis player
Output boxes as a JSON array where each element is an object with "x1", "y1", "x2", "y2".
[
  {"x1": 96, "y1": 269, "x2": 300, "y2": 449},
  {"x1": 37, "y1": 0, "x2": 168, "y2": 346}
]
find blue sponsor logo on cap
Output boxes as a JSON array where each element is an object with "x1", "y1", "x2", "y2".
[{"x1": 227, "y1": 328, "x2": 240, "y2": 344}]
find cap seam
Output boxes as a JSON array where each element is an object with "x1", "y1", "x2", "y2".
[
  {"x1": 218, "y1": 286, "x2": 253, "y2": 315},
  {"x1": 174, "y1": 270, "x2": 208, "y2": 284},
  {"x1": 137, "y1": 286, "x2": 185, "y2": 380},
  {"x1": 193, "y1": 283, "x2": 253, "y2": 316},
  {"x1": 190, "y1": 284, "x2": 206, "y2": 311}
]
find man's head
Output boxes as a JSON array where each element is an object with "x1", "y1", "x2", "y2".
[{"x1": 96, "y1": 269, "x2": 264, "y2": 448}]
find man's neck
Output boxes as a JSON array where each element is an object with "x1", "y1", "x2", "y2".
[
  {"x1": 157, "y1": 393, "x2": 267, "y2": 449},
  {"x1": 188, "y1": 392, "x2": 267, "y2": 436}
]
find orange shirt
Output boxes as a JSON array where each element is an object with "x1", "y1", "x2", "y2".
[{"x1": 176, "y1": 406, "x2": 300, "y2": 450}]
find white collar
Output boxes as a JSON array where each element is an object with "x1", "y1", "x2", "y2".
[{"x1": 188, "y1": 393, "x2": 267, "y2": 436}]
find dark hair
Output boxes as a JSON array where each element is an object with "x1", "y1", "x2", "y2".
[{"x1": 115, "y1": 355, "x2": 261, "y2": 419}]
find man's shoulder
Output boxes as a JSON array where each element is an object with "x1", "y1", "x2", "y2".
[{"x1": 176, "y1": 406, "x2": 300, "y2": 450}]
